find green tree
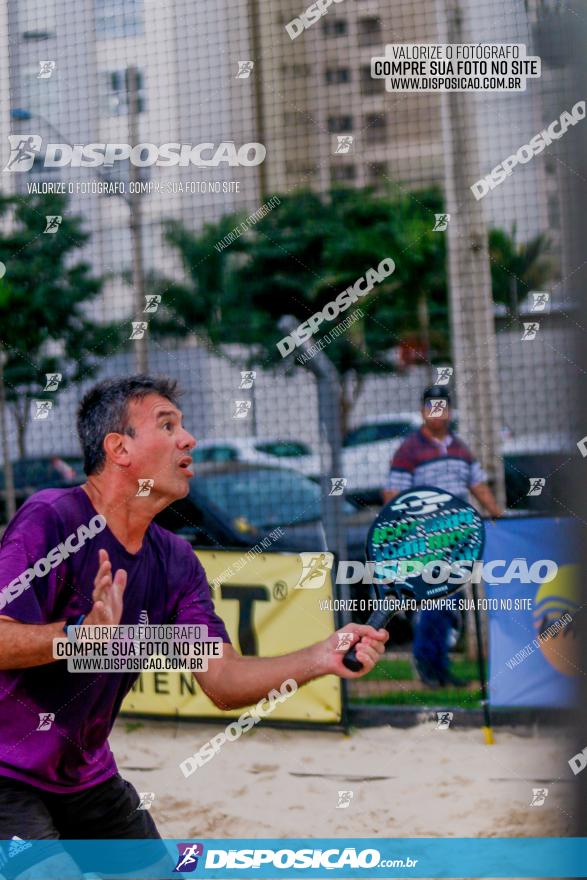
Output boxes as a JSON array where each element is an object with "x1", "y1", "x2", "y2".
[
  {"x1": 153, "y1": 188, "x2": 557, "y2": 431},
  {"x1": 0, "y1": 192, "x2": 121, "y2": 456},
  {"x1": 489, "y1": 225, "x2": 556, "y2": 315},
  {"x1": 156, "y1": 187, "x2": 449, "y2": 430}
]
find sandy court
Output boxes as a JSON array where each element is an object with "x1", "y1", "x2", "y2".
[{"x1": 111, "y1": 718, "x2": 574, "y2": 839}]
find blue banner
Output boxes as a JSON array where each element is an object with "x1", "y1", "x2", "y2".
[
  {"x1": 484, "y1": 517, "x2": 578, "y2": 707},
  {"x1": 1, "y1": 838, "x2": 585, "y2": 878}
]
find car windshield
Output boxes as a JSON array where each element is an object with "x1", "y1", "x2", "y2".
[
  {"x1": 254, "y1": 442, "x2": 310, "y2": 458},
  {"x1": 192, "y1": 446, "x2": 238, "y2": 463},
  {"x1": 194, "y1": 467, "x2": 350, "y2": 529},
  {"x1": 0, "y1": 456, "x2": 84, "y2": 490},
  {"x1": 344, "y1": 421, "x2": 414, "y2": 447}
]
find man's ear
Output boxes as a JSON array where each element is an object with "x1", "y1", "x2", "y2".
[{"x1": 103, "y1": 432, "x2": 131, "y2": 467}]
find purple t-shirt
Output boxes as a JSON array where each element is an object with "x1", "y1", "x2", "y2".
[{"x1": 0, "y1": 487, "x2": 230, "y2": 793}]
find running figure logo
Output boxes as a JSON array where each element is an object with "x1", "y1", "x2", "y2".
[
  {"x1": 33, "y1": 400, "x2": 53, "y2": 420},
  {"x1": 236, "y1": 61, "x2": 254, "y2": 78},
  {"x1": 521, "y1": 322, "x2": 539, "y2": 341},
  {"x1": 239, "y1": 371, "x2": 256, "y2": 389},
  {"x1": 334, "y1": 135, "x2": 354, "y2": 154},
  {"x1": 4, "y1": 135, "x2": 42, "y2": 172},
  {"x1": 144, "y1": 295, "x2": 161, "y2": 313},
  {"x1": 531, "y1": 292, "x2": 550, "y2": 312},
  {"x1": 38, "y1": 60, "x2": 56, "y2": 79},
  {"x1": 336, "y1": 790, "x2": 354, "y2": 809},
  {"x1": 428, "y1": 399, "x2": 447, "y2": 417},
  {"x1": 233, "y1": 400, "x2": 251, "y2": 418},
  {"x1": 435, "y1": 711, "x2": 453, "y2": 730},
  {"x1": 530, "y1": 788, "x2": 548, "y2": 806},
  {"x1": 136, "y1": 479, "x2": 155, "y2": 497},
  {"x1": 435, "y1": 366, "x2": 453, "y2": 385},
  {"x1": 335, "y1": 632, "x2": 354, "y2": 652},
  {"x1": 36, "y1": 713, "x2": 55, "y2": 731},
  {"x1": 174, "y1": 843, "x2": 204, "y2": 873},
  {"x1": 137, "y1": 792, "x2": 155, "y2": 810},
  {"x1": 44, "y1": 215, "x2": 62, "y2": 233},
  {"x1": 44, "y1": 373, "x2": 62, "y2": 391},
  {"x1": 433, "y1": 213, "x2": 450, "y2": 231},
  {"x1": 296, "y1": 552, "x2": 333, "y2": 589},
  {"x1": 129, "y1": 322, "x2": 148, "y2": 340},
  {"x1": 329, "y1": 477, "x2": 347, "y2": 496},
  {"x1": 527, "y1": 478, "x2": 546, "y2": 497}
]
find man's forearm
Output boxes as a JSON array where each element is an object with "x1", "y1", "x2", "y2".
[
  {"x1": 197, "y1": 642, "x2": 328, "y2": 710},
  {"x1": 0, "y1": 618, "x2": 63, "y2": 669},
  {"x1": 471, "y1": 482, "x2": 502, "y2": 518}
]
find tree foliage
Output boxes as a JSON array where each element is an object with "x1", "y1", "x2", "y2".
[
  {"x1": 152, "y1": 187, "x2": 556, "y2": 423},
  {"x1": 0, "y1": 192, "x2": 120, "y2": 455}
]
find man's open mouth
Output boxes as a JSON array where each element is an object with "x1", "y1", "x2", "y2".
[{"x1": 178, "y1": 458, "x2": 194, "y2": 476}]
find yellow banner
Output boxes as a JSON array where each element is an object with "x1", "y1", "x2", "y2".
[{"x1": 122, "y1": 550, "x2": 342, "y2": 724}]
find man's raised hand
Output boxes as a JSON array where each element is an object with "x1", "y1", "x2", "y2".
[{"x1": 85, "y1": 549, "x2": 127, "y2": 626}]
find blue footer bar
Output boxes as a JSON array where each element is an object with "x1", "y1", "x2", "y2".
[{"x1": 1, "y1": 838, "x2": 584, "y2": 879}]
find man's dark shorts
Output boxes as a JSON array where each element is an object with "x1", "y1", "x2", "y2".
[
  {"x1": 0, "y1": 774, "x2": 164, "y2": 878},
  {"x1": 0, "y1": 773, "x2": 160, "y2": 840}
]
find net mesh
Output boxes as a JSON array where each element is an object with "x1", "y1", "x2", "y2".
[{"x1": 0, "y1": 0, "x2": 581, "y2": 711}]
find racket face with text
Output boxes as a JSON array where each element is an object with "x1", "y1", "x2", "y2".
[{"x1": 366, "y1": 487, "x2": 485, "y2": 603}]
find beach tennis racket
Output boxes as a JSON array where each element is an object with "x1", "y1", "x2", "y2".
[{"x1": 343, "y1": 487, "x2": 486, "y2": 672}]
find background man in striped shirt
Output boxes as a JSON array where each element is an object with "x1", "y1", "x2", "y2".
[{"x1": 382, "y1": 385, "x2": 502, "y2": 687}]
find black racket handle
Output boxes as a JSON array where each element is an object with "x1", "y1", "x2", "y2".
[{"x1": 343, "y1": 607, "x2": 394, "y2": 672}]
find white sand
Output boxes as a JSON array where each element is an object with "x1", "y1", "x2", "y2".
[{"x1": 111, "y1": 718, "x2": 574, "y2": 838}]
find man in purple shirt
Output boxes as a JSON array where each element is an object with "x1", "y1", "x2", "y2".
[{"x1": 0, "y1": 376, "x2": 386, "y2": 850}]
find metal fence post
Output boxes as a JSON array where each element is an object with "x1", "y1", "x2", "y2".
[{"x1": 277, "y1": 316, "x2": 348, "y2": 567}]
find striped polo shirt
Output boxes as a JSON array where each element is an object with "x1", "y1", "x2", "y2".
[{"x1": 386, "y1": 428, "x2": 486, "y2": 500}]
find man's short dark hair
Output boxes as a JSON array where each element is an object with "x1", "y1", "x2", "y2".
[{"x1": 77, "y1": 375, "x2": 182, "y2": 475}]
